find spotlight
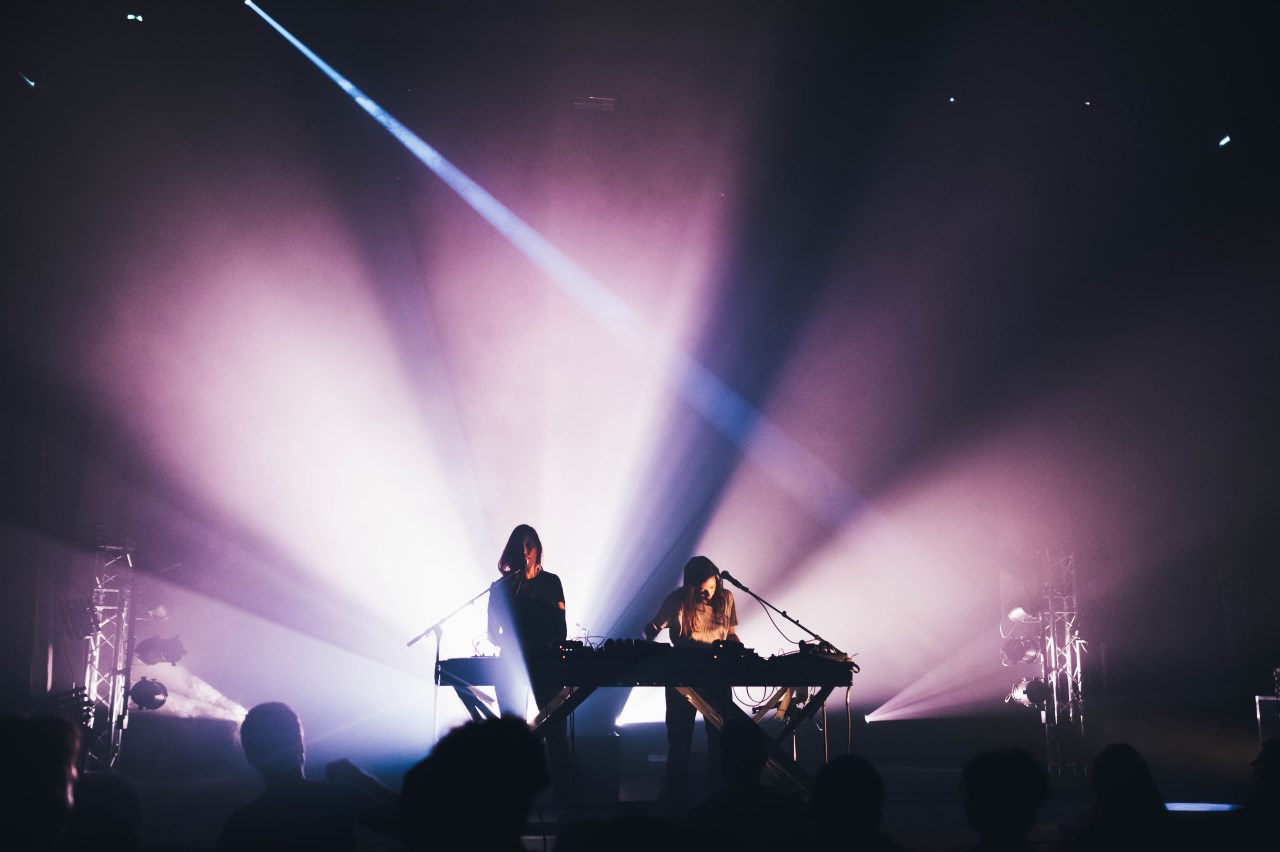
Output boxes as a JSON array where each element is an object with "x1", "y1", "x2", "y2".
[
  {"x1": 135, "y1": 586, "x2": 168, "y2": 621},
  {"x1": 1006, "y1": 677, "x2": 1051, "y2": 709},
  {"x1": 1000, "y1": 634, "x2": 1041, "y2": 666},
  {"x1": 134, "y1": 636, "x2": 186, "y2": 666},
  {"x1": 1005, "y1": 605, "x2": 1041, "y2": 624},
  {"x1": 128, "y1": 677, "x2": 168, "y2": 710},
  {"x1": 49, "y1": 687, "x2": 93, "y2": 727}
]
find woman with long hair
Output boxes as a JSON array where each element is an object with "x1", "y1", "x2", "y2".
[
  {"x1": 643, "y1": 555, "x2": 740, "y2": 803},
  {"x1": 485, "y1": 524, "x2": 571, "y2": 800},
  {"x1": 487, "y1": 524, "x2": 566, "y2": 661}
]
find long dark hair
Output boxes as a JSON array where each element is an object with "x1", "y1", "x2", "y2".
[
  {"x1": 680, "y1": 555, "x2": 727, "y2": 635},
  {"x1": 499, "y1": 524, "x2": 542, "y2": 575}
]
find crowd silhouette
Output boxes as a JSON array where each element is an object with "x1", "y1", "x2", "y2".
[
  {"x1": 2, "y1": 705, "x2": 1276, "y2": 851},
  {"x1": 216, "y1": 702, "x2": 398, "y2": 850}
]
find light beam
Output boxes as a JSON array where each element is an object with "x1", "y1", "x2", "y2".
[{"x1": 243, "y1": 0, "x2": 862, "y2": 530}]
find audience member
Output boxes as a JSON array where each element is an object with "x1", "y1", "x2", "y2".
[
  {"x1": 959, "y1": 747, "x2": 1048, "y2": 852},
  {"x1": 217, "y1": 702, "x2": 398, "y2": 850},
  {"x1": 1079, "y1": 743, "x2": 1170, "y2": 851},
  {"x1": 1236, "y1": 738, "x2": 1280, "y2": 847},
  {"x1": 683, "y1": 716, "x2": 811, "y2": 851},
  {"x1": 400, "y1": 715, "x2": 547, "y2": 852},
  {"x1": 811, "y1": 753, "x2": 912, "y2": 851},
  {"x1": 0, "y1": 713, "x2": 80, "y2": 852},
  {"x1": 65, "y1": 770, "x2": 142, "y2": 852}
]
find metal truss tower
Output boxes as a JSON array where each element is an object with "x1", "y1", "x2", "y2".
[
  {"x1": 1040, "y1": 549, "x2": 1085, "y2": 773},
  {"x1": 80, "y1": 545, "x2": 136, "y2": 772}
]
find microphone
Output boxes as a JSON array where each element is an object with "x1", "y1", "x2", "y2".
[
  {"x1": 719, "y1": 571, "x2": 745, "y2": 590},
  {"x1": 491, "y1": 569, "x2": 522, "y2": 590}
]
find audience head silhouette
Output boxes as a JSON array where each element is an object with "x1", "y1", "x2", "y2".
[
  {"x1": 401, "y1": 715, "x2": 547, "y2": 851},
  {"x1": 1254, "y1": 739, "x2": 1280, "y2": 800},
  {"x1": 0, "y1": 713, "x2": 81, "y2": 852},
  {"x1": 1091, "y1": 743, "x2": 1165, "y2": 816},
  {"x1": 960, "y1": 747, "x2": 1048, "y2": 846},
  {"x1": 239, "y1": 701, "x2": 305, "y2": 779},
  {"x1": 220, "y1": 701, "x2": 400, "y2": 850},
  {"x1": 64, "y1": 771, "x2": 142, "y2": 852},
  {"x1": 812, "y1": 754, "x2": 886, "y2": 838}
]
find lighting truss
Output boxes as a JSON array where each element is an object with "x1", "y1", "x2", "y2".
[
  {"x1": 1039, "y1": 549, "x2": 1085, "y2": 773},
  {"x1": 80, "y1": 545, "x2": 136, "y2": 771}
]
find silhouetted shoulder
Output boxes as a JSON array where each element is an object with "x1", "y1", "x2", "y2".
[{"x1": 217, "y1": 779, "x2": 387, "y2": 851}]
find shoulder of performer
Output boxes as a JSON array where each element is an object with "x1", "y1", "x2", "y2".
[
  {"x1": 663, "y1": 587, "x2": 687, "y2": 608},
  {"x1": 649, "y1": 588, "x2": 683, "y2": 623},
  {"x1": 542, "y1": 570, "x2": 565, "y2": 596}
]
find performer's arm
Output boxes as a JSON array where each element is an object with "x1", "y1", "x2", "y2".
[
  {"x1": 553, "y1": 575, "x2": 567, "y2": 640},
  {"x1": 486, "y1": 587, "x2": 505, "y2": 648},
  {"x1": 643, "y1": 593, "x2": 674, "y2": 641}
]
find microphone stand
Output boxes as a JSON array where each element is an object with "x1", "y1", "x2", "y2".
[
  {"x1": 722, "y1": 574, "x2": 847, "y2": 657},
  {"x1": 722, "y1": 573, "x2": 856, "y2": 760},
  {"x1": 406, "y1": 571, "x2": 519, "y2": 742}
]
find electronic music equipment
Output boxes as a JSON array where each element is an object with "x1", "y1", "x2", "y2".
[
  {"x1": 436, "y1": 642, "x2": 853, "y2": 690},
  {"x1": 436, "y1": 641, "x2": 857, "y2": 793}
]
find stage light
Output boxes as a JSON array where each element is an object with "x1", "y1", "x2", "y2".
[
  {"x1": 49, "y1": 687, "x2": 93, "y2": 727},
  {"x1": 128, "y1": 677, "x2": 168, "y2": 710},
  {"x1": 1005, "y1": 677, "x2": 1050, "y2": 709},
  {"x1": 125, "y1": 14, "x2": 144, "y2": 22},
  {"x1": 1000, "y1": 634, "x2": 1040, "y2": 666},
  {"x1": 1005, "y1": 605, "x2": 1040, "y2": 624},
  {"x1": 134, "y1": 635, "x2": 187, "y2": 666},
  {"x1": 1000, "y1": 602, "x2": 1041, "y2": 665},
  {"x1": 20, "y1": 73, "x2": 35, "y2": 88},
  {"x1": 136, "y1": 585, "x2": 169, "y2": 622},
  {"x1": 1219, "y1": 135, "x2": 1231, "y2": 147},
  {"x1": 949, "y1": 97, "x2": 956, "y2": 103}
]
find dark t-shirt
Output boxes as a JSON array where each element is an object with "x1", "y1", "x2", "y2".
[
  {"x1": 217, "y1": 779, "x2": 394, "y2": 851},
  {"x1": 488, "y1": 569, "x2": 567, "y2": 654}
]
